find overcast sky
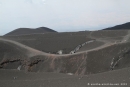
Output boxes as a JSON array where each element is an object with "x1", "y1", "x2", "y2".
[{"x1": 0, "y1": 0, "x2": 130, "y2": 35}]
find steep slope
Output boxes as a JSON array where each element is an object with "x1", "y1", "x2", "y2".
[
  {"x1": 0, "y1": 38, "x2": 48, "y2": 70},
  {"x1": 4, "y1": 27, "x2": 57, "y2": 36},
  {"x1": 0, "y1": 40, "x2": 28, "y2": 69},
  {"x1": 103, "y1": 22, "x2": 130, "y2": 30}
]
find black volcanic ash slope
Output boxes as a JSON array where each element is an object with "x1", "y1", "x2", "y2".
[
  {"x1": 0, "y1": 40, "x2": 28, "y2": 69},
  {"x1": 103, "y1": 22, "x2": 130, "y2": 30},
  {"x1": 26, "y1": 42, "x2": 130, "y2": 75},
  {"x1": 4, "y1": 27, "x2": 57, "y2": 36},
  {"x1": 3, "y1": 31, "x2": 92, "y2": 54},
  {"x1": 0, "y1": 38, "x2": 48, "y2": 70},
  {"x1": 1, "y1": 30, "x2": 130, "y2": 75}
]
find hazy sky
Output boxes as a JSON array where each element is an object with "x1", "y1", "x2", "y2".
[{"x1": 0, "y1": 0, "x2": 130, "y2": 35}]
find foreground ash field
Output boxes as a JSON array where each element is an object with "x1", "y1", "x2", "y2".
[{"x1": 0, "y1": 24, "x2": 130, "y2": 87}]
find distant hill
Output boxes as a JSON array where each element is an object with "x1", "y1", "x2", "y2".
[
  {"x1": 103, "y1": 22, "x2": 130, "y2": 30},
  {"x1": 4, "y1": 27, "x2": 57, "y2": 36}
]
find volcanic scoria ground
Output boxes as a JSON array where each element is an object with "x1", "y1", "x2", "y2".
[{"x1": 0, "y1": 30, "x2": 130, "y2": 87}]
